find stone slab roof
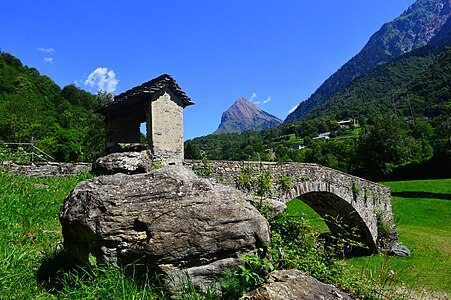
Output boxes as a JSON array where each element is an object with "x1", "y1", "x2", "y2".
[{"x1": 97, "y1": 74, "x2": 194, "y2": 117}]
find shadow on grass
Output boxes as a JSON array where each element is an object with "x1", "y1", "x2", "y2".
[
  {"x1": 36, "y1": 247, "x2": 170, "y2": 297},
  {"x1": 391, "y1": 191, "x2": 451, "y2": 200},
  {"x1": 36, "y1": 247, "x2": 75, "y2": 292}
]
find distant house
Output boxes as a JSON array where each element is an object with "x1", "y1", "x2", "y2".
[
  {"x1": 313, "y1": 132, "x2": 331, "y2": 140},
  {"x1": 337, "y1": 119, "x2": 356, "y2": 127},
  {"x1": 290, "y1": 144, "x2": 306, "y2": 150}
]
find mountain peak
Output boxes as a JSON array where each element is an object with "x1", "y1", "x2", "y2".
[{"x1": 214, "y1": 98, "x2": 282, "y2": 134}]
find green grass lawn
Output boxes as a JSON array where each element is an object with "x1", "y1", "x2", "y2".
[
  {"x1": 287, "y1": 179, "x2": 451, "y2": 295},
  {"x1": 345, "y1": 179, "x2": 450, "y2": 295},
  {"x1": 286, "y1": 198, "x2": 329, "y2": 232},
  {"x1": 0, "y1": 172, "x2": 81, "y2": 298}
]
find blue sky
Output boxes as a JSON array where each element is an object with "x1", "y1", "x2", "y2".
[{"x1": 1, "y1": 0, "x2": 415, "y2": 140}]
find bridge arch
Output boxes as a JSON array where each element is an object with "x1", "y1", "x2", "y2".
[{"x1": 293, "y1": 191, "x2": 377, "y2": 254}]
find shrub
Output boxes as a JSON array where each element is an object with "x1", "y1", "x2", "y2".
[
  {"x1": 235, "y1": 165, "x2": 255, "y2": 193},
  {"x1": 268, "y1": 213, "x2": 344, "y2": 284},
  {"x1": 278, "y1": 175, "x2": 293, "y2": 193},
  {"x1": 193, "y1": 152, "x2": 214, "y2": 178}
]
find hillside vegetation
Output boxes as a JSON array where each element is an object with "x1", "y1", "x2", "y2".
[
  {"x1": 0, "y1": 52, "x2": 110, "y2": 162},
  {"x1": 187, "y1": 110, "x2": 451, "y2": 181},
  {"x1": 303, "y1": 44, "x2": 451, "y2": 121}
]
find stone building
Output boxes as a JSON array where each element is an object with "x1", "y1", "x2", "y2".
[{"x1": 97, "y1": 74, "x2": 194, "y2": 165}]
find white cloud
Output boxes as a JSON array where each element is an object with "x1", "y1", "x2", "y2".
[
  {"x1": 84, "y1": 67, "x2": 118, "y2": 93},
  {"x1": 288, "y1": 104, "x2": 299, "y2": 114},
  {"x1": 44, "y1": 57, "x2": 53, "y2": 63},
  {"x1": 37, "y1": 47, "x2": 56, "y2": 54},
  {"x1": 250, "y1": 93, "x2": 271, "y2": 105},
  {"x1": 250, "y1": 92, "x2": 257, "y2": 102},
  {"x1": 263, "y1": 96, "x2": 271, "y2": 104}
]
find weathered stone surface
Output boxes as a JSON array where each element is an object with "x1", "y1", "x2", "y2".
[
  {"x1": 113, "y1": 143, "x2": 149, "y2": 153},
  {"x1": 59, "y1": 166, "x2": 270, "y2": 290},
  {"x1": 391, "y1": 244, "x2": 411, "y2": 257},
  {"x1": 240, "y1": 269, "x2": 353, "y2": 300},
  {"x1": 0, "y1": 161, "x2": 91, "y2": 177},
  {"x1": 91, "y1": 150, "x2": 152, "y2": 175}
]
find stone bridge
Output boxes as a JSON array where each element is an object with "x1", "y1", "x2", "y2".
[{"x1": 184, "y1": 160, "x2": 399, "y2": 254}]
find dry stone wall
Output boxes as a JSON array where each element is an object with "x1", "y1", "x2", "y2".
[{"x1": 0, "y1": 161, "x2": 91, "y2": 177}]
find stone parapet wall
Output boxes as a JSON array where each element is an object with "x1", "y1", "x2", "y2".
[
  {"x1": 0, "y1": 161, "x2": 92, "y2": 177},
  {"x1": 184, "y1": 159, "x2": 390, "y2": 195}
]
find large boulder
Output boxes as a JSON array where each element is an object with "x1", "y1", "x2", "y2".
[
  {"x1": 240, "y1": 269, "x2": 353, "y2": 300},
  {"x1": 59, "y1": 166, "x2": 270, "y2": 291}
]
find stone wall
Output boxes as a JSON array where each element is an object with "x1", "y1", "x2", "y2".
[
  {"x1": 150, "y1": 89, "x2": 184, "y2": 164},
  {"x1": 0, "y1": 161, "x2": 92, "y2": 177}
]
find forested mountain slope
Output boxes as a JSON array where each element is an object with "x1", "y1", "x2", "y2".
[
  {"x1": 303, "y1": 40, "x2": 451, "y2": 121},
  {"x1": 0, "y1": 52, "x2": 110, "y2": 162},
  {"x1": 285, "y1": 0, "x2": 451, "y2": 122}
]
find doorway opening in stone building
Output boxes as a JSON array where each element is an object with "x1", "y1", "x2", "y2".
[{"x1": 139, "y1": 122, "x2": 147, "y2": 144}]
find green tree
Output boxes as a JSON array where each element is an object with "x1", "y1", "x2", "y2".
[
  {"x1": 357, "y1": 115, "x2": 416, "y2": 179},
  {"x1": 184, "y1": 140, "x2": 201, "y2": 159}
]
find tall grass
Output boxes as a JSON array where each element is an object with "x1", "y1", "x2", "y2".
[
  {"x1": 0, "y1": 172, "x2": 237, "y2": 299},
  {"x1": 0, "y1": 173, "x2": 168, "y2": 299},
  {"x1": 0, "y1": 172, "x2": 80, "y2": 298}
]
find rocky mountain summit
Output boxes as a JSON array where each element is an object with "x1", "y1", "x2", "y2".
[
  {"x1": 214, "y1": 97, "x2": 282, "y2": 134},
  {"x1": 286, "y1": 0, "x2": 451, "y2": 122}
]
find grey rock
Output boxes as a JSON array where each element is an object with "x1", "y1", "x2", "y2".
[
  {"x1": 391, "y1": 244, "x2": 411, "y2": 257},
  {"x1": 113, "y1": 143, "x2": 149, "y2": 153},
  {"x1": 240, "y1": 269, "x2": 353, "y2": 300},
  {"x1": 59, "y1": 166, "x2": 270, "y2": 291},
  {"x1": 92, "y1": 150, "x2": 152, "y2": 175}
]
